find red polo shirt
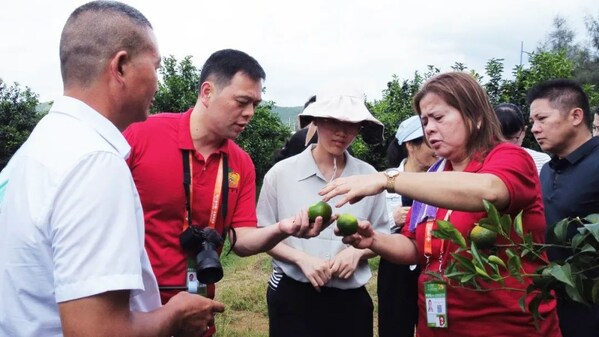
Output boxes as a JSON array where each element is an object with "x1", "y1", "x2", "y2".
[
  {"x1": 403, "y1": 143, "x2": 562, "y2": 337},
  {"x1": 124, "y1": 109, "x2": 257, "y2": 304}
]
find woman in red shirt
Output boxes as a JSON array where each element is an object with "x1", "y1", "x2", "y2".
[{"x1": 320, "y1": 72, "x2": 562, "y2": 337}]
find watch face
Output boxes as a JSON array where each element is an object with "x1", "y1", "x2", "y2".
[{"x1": 385, "y1": 168, "x2": 400, "y2": 177}]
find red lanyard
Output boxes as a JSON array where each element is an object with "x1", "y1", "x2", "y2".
[
  {"x1": 424, "y1": 210, "x2": 453, "y2": 271},
  {"x1": 182, "y1": 151, "x2": 225, "y2": 232}
]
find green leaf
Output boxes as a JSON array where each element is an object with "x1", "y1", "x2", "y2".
[
  {"x1": 450, "y1": 253, "x2": 476, "y2": 273},
  {"x1": 475, "y1": 266, "x2": 491, "y2": 279},
  {"x1": 518, "y1": 294, "x2": 527, "y2": 312},
  {"x1": 424, "y1": 271, "x2": 445, "y2": 282},
  {"x1": 483, "y1": 200, "x2": 501, "y2": 226},
  {"x1": 506, "y1": 249, "x2": 523, "y2": 282},
  {"x1": 571, "y1": 232, "x2": 589, "y2": 250},
  {"x1": 488, "y1": 255, "x2": 507, "y2": 268},
  {"x1": 470, "y1": 243, "x2": 487, "y2": 270},
  {"x1": 522, "y1": 233, "x2": 534, "y2": 247},
  {"x1": 549, "y1": 264, "x2": 575, "y2": 287},
  {"x1": 435, "y1": 220, "x2": 467, "y2": 248},
  {"x1": 513, "y1": 211, "x2": 524, "y2": 238},
  {"x1": 580, "y1": 243, "x2": 597, "y2": 254},
  {"x1": 552, "y1": 217, "x2": 570, "y2": 243},
  {"x1": 499, "y1": 214, "x2": 512, "y2": 236},
  {"x1": 460, "y1": 273, "x2": 476, "y2": 284},
  {"x1": 528, "y1": 295, "x2": 543, "y2": 331},
  {"x1": 565, "y1": 284, "x2": 587, "y2": 305},
  {"x1": 583, "y1": 214, "x2": 599, "y2": 224},
  {"x1": 584, "y1": 222, "x2": 599, "y2": 243},
  {"x1": 444, "y1": 271, "x2": 470, "y2": 279}
]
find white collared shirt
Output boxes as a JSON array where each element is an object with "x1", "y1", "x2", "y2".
[
  {"x1": 0, "y1": 96, "x2": 160, "y2": 337},
  {"x1": 257, "y1": 145, "x2": 391, "y2": 289},
  {"x1": 385, "y1": 159, "x2": 407, "y2": 226}
]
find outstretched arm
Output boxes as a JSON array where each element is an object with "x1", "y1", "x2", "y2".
[
  {"x1": 321, "y1": 171, "x2": 509, "y2": 212},
  {"x1": 232, "y1": 211, "x2": 336, "y2": 256},
  {"x1": 339, "y1": 220, "x2": 420, "y2": 265}
]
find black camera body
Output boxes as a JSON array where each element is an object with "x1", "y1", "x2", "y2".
[{"x1": 179, "y1": 226, "x2": 224, "y2": 284}]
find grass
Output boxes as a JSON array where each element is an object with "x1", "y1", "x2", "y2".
[{"x1": 214, "y1": 248, "x2": 381, "y2": 337}]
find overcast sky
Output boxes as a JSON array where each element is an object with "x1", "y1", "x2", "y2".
[{"x1": 1, "y1": 0, "x2": 597, "y2": 107}]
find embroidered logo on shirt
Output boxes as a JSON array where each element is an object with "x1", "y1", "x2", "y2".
[{"x1": 228, "y1": 171, "x2": 240, "y2": 188}]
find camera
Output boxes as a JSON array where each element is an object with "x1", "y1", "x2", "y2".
[{"x1": 179, "y1": 226, "x2": 224, "y2": 284}]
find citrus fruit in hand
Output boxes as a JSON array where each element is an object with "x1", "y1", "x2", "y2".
[
  {"x1": 308, "y1": 201, "x2": 332, "y2": 224},
  {"x1": 469, "y1": 225, "x2": 497, "y2": 249},
  {"x1": 337, "y1": 213, "x2": 358, "y2": 236}
]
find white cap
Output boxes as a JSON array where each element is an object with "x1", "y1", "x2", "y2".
[{"x1": 395, "y1": 115, "x2": 424, "y2": 145}]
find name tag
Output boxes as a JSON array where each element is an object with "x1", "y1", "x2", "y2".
[
  {"x1": 424, "y1": 281, "x2": 448, "y2": 328},
  {"x1": 187, "y1": 268, "x2": 207, "y2": 296}
]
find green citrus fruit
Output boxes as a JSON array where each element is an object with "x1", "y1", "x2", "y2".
[
  {"x1": 308, "y1": 201, "x2": 332, "y2": 224},
  {"x1": 337, "y1": 213, "x2": 358, "y2": 236},
  {"x1": 469, "y1": 225, "x2": 497, "y2": 249}
]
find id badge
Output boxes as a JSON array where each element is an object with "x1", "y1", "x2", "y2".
[
  {"x1": 186, "y1": 268, "x2": 199, "y2": 293},
  {"x1": 186, "y1": 260, "x2": 207, "y2": 296},
  {"x1": 424, "y1": 281, "x2": 448, "y2": 328}
]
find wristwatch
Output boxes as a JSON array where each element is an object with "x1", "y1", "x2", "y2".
[{"x1": 383, "y1": 168, "x2": 400, "y2": 193}]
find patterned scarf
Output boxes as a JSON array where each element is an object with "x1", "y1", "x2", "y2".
[{"x1": 408, "y1": 159, "x2": 447, "y2": 232}]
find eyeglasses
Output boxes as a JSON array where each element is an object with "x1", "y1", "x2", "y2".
[{"x1": 317, "y1": 118, "x2": 362, "y2": 133}]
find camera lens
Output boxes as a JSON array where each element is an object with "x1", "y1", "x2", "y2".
[{"x1": 196, "y1": 248, "x2": 223, "y2": 284}]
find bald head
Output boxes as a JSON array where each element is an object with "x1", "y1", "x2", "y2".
[{"x1": 60, "y1": 1, "x2": 154, "y2": 88}]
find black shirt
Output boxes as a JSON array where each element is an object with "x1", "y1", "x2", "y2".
[
  {"x1": 540, "y1": 136, "x2": 599, "y2": 337},
  {"x1": 541, "y1": 136, "x2": 599, "y2": 259}
]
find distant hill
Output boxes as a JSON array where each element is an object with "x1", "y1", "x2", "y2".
[{"x1": 272, "y1": 105, "x2": 302, "y2": 130}]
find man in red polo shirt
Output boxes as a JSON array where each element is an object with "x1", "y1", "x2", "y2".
[{"x1": 124, "y1": 49, "x2": 327, "y2": 336}]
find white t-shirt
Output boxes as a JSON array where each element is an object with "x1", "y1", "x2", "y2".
[
  {"x1": 385, "y1": 159, "x2": 407, "y2": 226},
  {"x1": 257, "y1": 146, "x2": 391, "y2": 289},
  {"x1": 524, "y1": 147, "x2": 550, "y2": 174},
  {"x1": 0, "y1": 96, "x2": 160, "y2": 337}
]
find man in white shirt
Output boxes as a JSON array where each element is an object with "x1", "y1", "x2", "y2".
[{"x1": 0, "y1": 2, "x2": 223, "y2": 336}]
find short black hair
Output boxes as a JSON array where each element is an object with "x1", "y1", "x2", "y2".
[
  {"x1": 60, "y1": 1, "x2": 153, "y2": 87},
  {"x1": 494, "y1": 103, "x2": 525, "y2": 136},
  {"x1": 527, "y1": 79, "x2": 591, "y2": 128},
  {"x1": 198, "y1": 49, "x2": 265, "y2": 90}
]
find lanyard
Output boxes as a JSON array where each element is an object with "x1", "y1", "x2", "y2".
[
  {"x1": 424, "y1": 210, "x2": 453, "y2": 272},
  {"x1": 181, "y1": 150, "x2": 228, "y2": 232}
]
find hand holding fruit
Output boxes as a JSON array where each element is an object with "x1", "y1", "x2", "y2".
[
  {"x1": 280, "y1": 201, "x2": 336, "y2": 239},
  {"x1": 338, "y1": 220, "x2": 376, "y2": 250}
]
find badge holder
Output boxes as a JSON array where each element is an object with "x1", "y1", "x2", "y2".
[
  {"x1": 186, "y1": 258, "x2": 207, "y2": 296},
  {"x1": 424, "y1": 281, "x2": 448, "y2": 328},
  {"x1": 423, "y1": 211, "x2": 452, "y2": 328}
]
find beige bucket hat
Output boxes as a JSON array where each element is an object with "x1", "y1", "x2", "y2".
[{"x1": 298, "y1": 84, "x2": 384, "y2": 144}]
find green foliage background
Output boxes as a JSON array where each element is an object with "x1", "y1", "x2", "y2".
[
  {"x1": 1, "y1": 14, "x2": 599, "y2": 177},
  {"x1": 0, "y1": 80, "x2": 40, "y2": 170}
]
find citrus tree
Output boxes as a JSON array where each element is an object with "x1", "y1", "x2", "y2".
[
  {"x1": 151, "y1": 55, "x2": 291, "y2": 185},
  {"x1": 0, "y1": 79, "x2": 41, "y2": 170},
  {"x1": 430, "y1": 200, "x2": 599, "y2": 327}
]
